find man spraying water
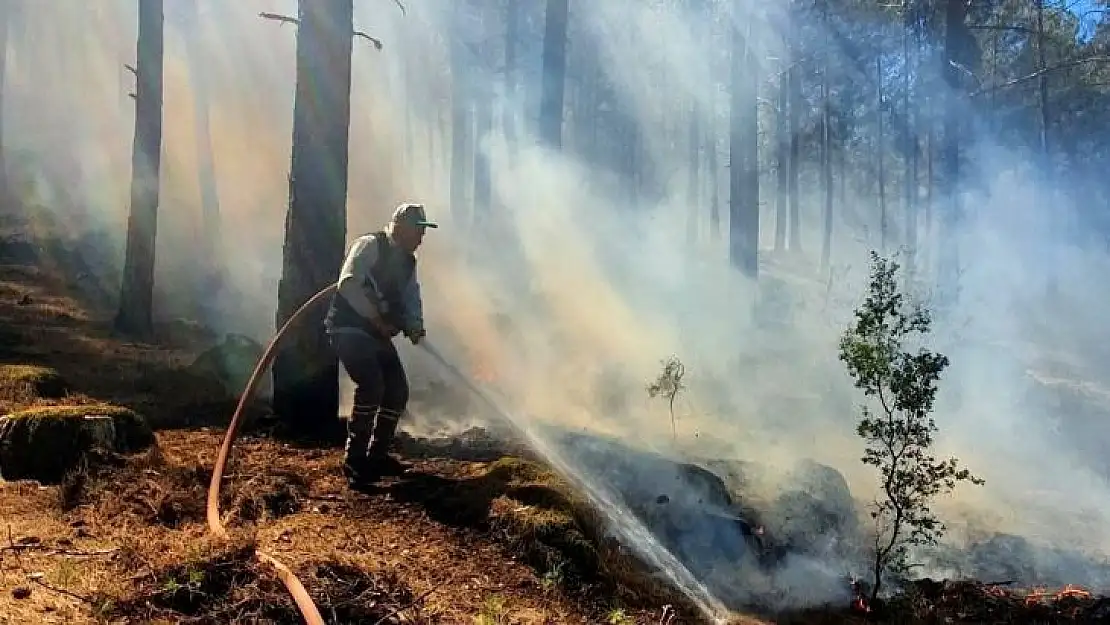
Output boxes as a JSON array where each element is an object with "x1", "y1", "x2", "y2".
[{"x1": 324, "y1": 202, "x2": 437, "y2": 490}]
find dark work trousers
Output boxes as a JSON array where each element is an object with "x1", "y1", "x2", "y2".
[{"x1": 329, "y1": 331, "x2": 410, "y2": 467}]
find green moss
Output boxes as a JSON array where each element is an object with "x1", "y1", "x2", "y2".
[
  {"x1": 0, "y1": 364, "x2": 68, "y2": 399},
  {"x1": 0, "y1": 403, "x2": 156, "y2": 483},
  {"x1": 481, "y1": 457, "x2": 600, "y2": 584}
]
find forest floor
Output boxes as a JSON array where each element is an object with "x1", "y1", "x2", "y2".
[
  {"x1": 4, "y1": 207, "x2": 1110, "y2": 624},
  {"x1": 0, "y1": 208, "x2": 775, "y2": 625}
]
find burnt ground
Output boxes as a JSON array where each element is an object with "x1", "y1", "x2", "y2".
[{"x1": 3, "y1": 210, "x2": 1110, "y2": 624}]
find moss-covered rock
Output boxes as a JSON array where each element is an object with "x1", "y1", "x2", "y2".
[
  {"x1": 0, "y1": 364, "x2": 68, "y2": 400},
  {"x1": 186, "y1": 333, "x2": 264, "y2": 397},
  {"x1": 0, "y1": 404, "x2": 155, "y2": 483}
]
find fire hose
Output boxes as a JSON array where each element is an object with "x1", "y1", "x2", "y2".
[
  {"x1": 206, "y1": 284, "x2": 337, "y2": 625},
  {"x1": 205, "y1": 281, "x2": 515, "y2": 624}
]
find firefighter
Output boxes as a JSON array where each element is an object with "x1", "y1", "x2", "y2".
[{"x1": 324, "y1": 202, "x2": 437, "y2": 489}]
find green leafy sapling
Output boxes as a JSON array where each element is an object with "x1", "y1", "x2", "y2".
[
  {"x1": 838, "y1": 252, "x2": 984, "y2": 605},
  {"x1": 647, "y1": 355, "x2": 686, "y2": 441}
]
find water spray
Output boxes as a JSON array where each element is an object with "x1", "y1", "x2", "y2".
[
  {"x1": 418, "y1": 341, "x2": 733, "y2": 623},
  {"x1": 207, "y1": 284, "x2": 734, "y2": 625}
]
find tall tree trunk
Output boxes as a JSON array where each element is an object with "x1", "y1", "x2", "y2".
[
  {"x1": 820, "y1": 19, "x2": 832, "y2": 270},
  {"x1": 473, "y1": 84, "x2": 492, "y2": 225},
  {"x1": 903, "y1": 16, "x2": 916, "y2": 276},
  {"x1": 0, "y1": 1, "x2": 9, "y2": 202},
  {"x1": 939, "y1": 0, "x2": 966, "y2": 299},
  {"x1": 686, "y1": 106, "x2": 700, "y2": 246},
  {"x1": 774, "y1": 61, "x2": 788, "y2": 252},
  {"x1": 182, "y1": 0, "x2": 223, "y2": 296},
  {"x1": 539, "y1": 0, "x2": 568, "y2": 149},
  {"x1": 114, "y1": 0, "x2": 164, "y2": 338},
  {"x1": 449, "y1": 5, "x2": 471, "y2": 224},
  {"x1": 877, "y1": 56, "x2": 887, "y2": 253},
  {"x1": 272, "y1": 0, "x2": 353, "y2": 444},
  {"x1": 708, "y1": 134, "x2": 720, "y2": 240},
  {"x1": 1035, "y1": 0, "x2": 1056, "y2": 292},
  {"x1": 729, "y1": 16, "x2": 758, "y2": 278},
  {"x1": 503, "y1": 0, "x2": 521, "y2": 159},
  {"x1": 787, "y1": 9, "x2": 801, "y2": 252}
]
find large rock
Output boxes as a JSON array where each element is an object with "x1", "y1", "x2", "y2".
[
  {"x1": 549, "y1": 431, "x2": 768, "y2": 577},
  {"x1": 0, "y1": 404, "x2": 155, "y2": 483},
  {"x1": 186, "y1": 333, "x2": 265, "y2": 396}
]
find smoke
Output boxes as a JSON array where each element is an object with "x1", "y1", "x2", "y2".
[{"x1": 7, "y1": 0, "x2": 1110, "y2": 614}]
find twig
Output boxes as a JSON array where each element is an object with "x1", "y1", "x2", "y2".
[
  {"x1": 28, "y1": 574, "x2": 97, "y2": 605},
  {"x1": 354, "y1": 31, "x2": 383, "y2": 50},
  {"x1": 259, "y1": 12, "x2": 297, "y2": 27},
  {"x1": 371, "y1": 580, "x2": 447, "y2": 625}
]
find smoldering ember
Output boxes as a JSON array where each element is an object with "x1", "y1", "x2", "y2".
[{"x1": 3, "y1": 1, "x2": 1110, "y2": 624}]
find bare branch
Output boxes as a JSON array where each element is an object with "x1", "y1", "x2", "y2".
[
  {"x1": 354, "y1": 31, "x2": 383, "y2": 50},
  {"x1": 259, "y1": 11, "x2": 385, "y2": 50},
  {"x1": 971, "y1": 55, "x2": 1110, "y2": 97},
  {"x1": 391, "y1": 0, "x2": 406, "y2": 16},
  {"x1": 123, "y1": 63, "x2": 137, "y2": 76},
  {"x1": 259, "y1": 11, "x2": 298, "y2": 27}
]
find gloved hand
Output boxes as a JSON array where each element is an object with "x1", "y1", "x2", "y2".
[
  {"x1": 404, "y1": 326, "x2": 426, "y2": 345},
  {"x1": 371, "y1": 316, "x2": 400, "y2": 339}
]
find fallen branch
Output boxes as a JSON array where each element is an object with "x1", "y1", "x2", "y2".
[{"x1": 28, "y1": 573, "x2": 98, "y2": 605}]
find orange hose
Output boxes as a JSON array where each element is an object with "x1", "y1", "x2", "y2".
[{"x1": 206, "y1": 283, "x2": 338, "y2": 625}]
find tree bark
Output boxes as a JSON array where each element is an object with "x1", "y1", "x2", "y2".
[
  {"x1": 503, "y1": 0, "x2": 521, "y2": 160},
  {"x1": 820, "y1": 14, "x2": 833, "y2": 270},
  {"x1": 449, "y1": 3, "x2": 471, "y2": 225},
  {"x1": 272, "y1": 0, "x2": 353, "y2": 444},
  {"x1": 539, "y1": 0, "x2": 568, "y2": 149},
  {"x1": 939, "y1": 0, "x2": 967, "y2": 299},
  {"x1": 686, "y1": 107, "x2": 700, "y2": 246},
  {"x1": 775, "y1": 58, "x2": 789, "y2": 252},
  {"x1": 729, "y1": 13, "x2": 758, "y2": 279},
  {"x1": 787, "y1": 15, "x2": 801, "y2": 253},
  {"x1": 0, "y1": 1, "x2": 9, "y2": 202},
  {"x1": 877, "y1": 56, "x2": 887, "y2": 253},
  {"x1": 114, "y1": 0, "x2": 164, "y2": 339}
]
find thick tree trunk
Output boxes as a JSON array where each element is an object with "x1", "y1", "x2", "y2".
[
  {"x1": 449, "y1": 10, "x2": 471, "y2": 225},
  {"x1": 114, "y1": 0, "x2": 164, "y2": 339},
  {"x1": 0, "y1": 1, "x2": 9, "y2": 202},
  {"x1": 272, "y1": 0, "x2": 353, "y2": 444},
  {"x1": 729, "y1": 16, "x2": 758, "y2": 279},
  {"x1": 539, "y1": 0, "x2": 568, "y2": 149},
  {"x1": 503, "y1": 0, "x2": 521, "y2": 160},
  {"x1": 939, "y1": 0, "x2": 966, "y2": 298}
]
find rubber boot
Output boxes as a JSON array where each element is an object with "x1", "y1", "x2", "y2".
[
  {"x1": 343, "y1": 406, "x2": 375, "y2": 488},
  {"x1": 366, "y1": 408, "x2": 410, "y2": 477}
]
